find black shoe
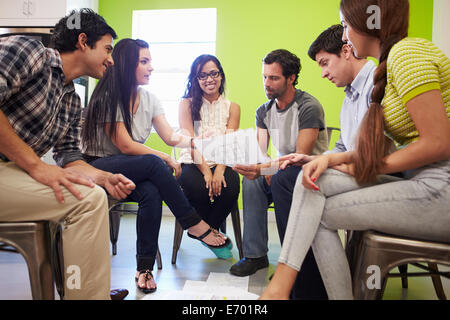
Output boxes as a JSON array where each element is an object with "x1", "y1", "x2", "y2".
[
  {"x1": 110, "y1": 288, "x2": 129, "y2": 300},
  {"x1": 229, "y1": 256, "x2": 269, "y2": 277}
]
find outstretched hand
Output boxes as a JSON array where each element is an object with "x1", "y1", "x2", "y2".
[
  {"x1": 103, "y1": 173, "x2": 136, "y2": 200},
  {"x1": 232, "y1": 164, "x2": 261, "y2": 180},
  {"x1": 278, "y1": 153, "x2": 315, "y2": 170}
]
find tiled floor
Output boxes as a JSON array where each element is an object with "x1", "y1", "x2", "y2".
[{"x1": 0, "y1": 212, "x2": 448, "y2": 300}]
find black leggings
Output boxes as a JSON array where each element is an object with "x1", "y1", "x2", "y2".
[{"x1": 177, "y1": 164, "x2": 240, "y2": 230}]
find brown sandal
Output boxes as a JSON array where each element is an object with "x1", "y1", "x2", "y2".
[
  {"x1": 187, "y1": 227, "x2": 230, "y2": 249},
  {"x1": 135, "y1": 270, "x2": 157, "y2": 294}
]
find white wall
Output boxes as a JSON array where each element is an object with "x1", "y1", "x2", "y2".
[
  {"x1": 433, "y1": 0, "x2": 450, "y2": 57},
  {"x1": 67, "y1": 0, "x2": 99, "y2": 13}
]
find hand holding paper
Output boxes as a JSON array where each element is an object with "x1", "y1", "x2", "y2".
[{"x1": 193, "y1": 128, "x2": 271, "y2": 166}]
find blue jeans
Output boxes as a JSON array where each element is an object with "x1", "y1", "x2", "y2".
[
  {"x1": 242, "y1": 167, "x2": 302, "y2": 258},
  {"x1": 89, "y1": 154, "x2": 202, "y2": 271}
]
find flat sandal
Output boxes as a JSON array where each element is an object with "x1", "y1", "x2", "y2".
[{"x1": 135, "y1": 269, "x2": 157, "y2": 294}]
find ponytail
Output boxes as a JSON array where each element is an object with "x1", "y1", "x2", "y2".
[
  {"x1": 354, "y1": 36, "x2": 403, "y2": 184},
  {"x1": 340, "y1": 0, "x2": 409, "y2": 184}
]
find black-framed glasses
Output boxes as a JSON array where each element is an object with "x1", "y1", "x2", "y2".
[{"x1": 197, "y1": 70, "x2": 221, "y2": 81}]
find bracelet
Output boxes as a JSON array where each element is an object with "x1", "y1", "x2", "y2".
[{"x1": 190, "y1": 137, "x2": 196, "y2": 149}]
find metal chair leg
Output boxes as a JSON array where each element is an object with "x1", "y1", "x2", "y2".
[
  {"x1": 428, "y1": 263, "x2": 447, "y2": 300},
  {"x1": 171, "y1": 221, "x2": 183, "y2": 264},
  {"x1": 156, "y1": 247, "x2": 162, "y2": 270},
  {"x1": 398, "y1": 264, "x2": 408, "y2": 289},
  {"x1": 230, "y1": 202, "x2": 243, "y2": 260},
  {"x1": 109, "y1": 210, "x2": 122, "y2": 256}
]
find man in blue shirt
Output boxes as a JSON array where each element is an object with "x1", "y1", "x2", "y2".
[{"x1": 269, "y1": 24, "x2": 375, "y2": 299}]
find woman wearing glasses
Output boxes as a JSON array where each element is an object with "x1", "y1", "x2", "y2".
[
  {"x1": 82, "y1": 40, "x2": 229, "y2": 294},
  {"x1": 178, "y1": 55, "x2": 241, "y2": 259}
]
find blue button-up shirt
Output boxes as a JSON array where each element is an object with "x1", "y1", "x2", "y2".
[{"x1": 328, "y1": 60, "x2": 376, "y2": 153}]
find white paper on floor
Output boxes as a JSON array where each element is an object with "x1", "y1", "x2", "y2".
[{"x1": 141, "y1": 272, "x2": 259, "y2": 300}]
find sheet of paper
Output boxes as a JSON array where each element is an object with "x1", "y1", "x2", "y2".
[
  {"x1": 193, "y1": 128, "x2": 271, "y2": 166},
  {"x1": 142, "y1": 289, "x2": 214, "y2": 300},
  {"x1": 142, "y1": 273, "x2": 259, "y2": 300},
  {"x1": 206, "y1": 272, "x2": 249, "y2": 291},
  {"x1": 183, "y1": 279, "x2": 258, "y2": 300}
]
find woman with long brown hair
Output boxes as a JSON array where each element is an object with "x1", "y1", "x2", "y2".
[
  {"x1": 82, "y1": 39, "x2": 230, "y2": 294},
  {"x1": 260, "y1": 0, "x2": 450, "y2": 299}
]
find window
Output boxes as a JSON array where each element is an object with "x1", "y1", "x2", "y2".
[{"x1": 132, "y1": 8, "x2": 217, "y2": 128}]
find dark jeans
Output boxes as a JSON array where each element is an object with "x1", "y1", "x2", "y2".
[
  {"x1": 177, "y1": 164, "x2": 240, "y2": 230},
  {"x1": 89, "y1": 154, "x2": 202, "y2": 271},
  {"x1": 271, "y1": 166, "x2": 328, "y2": 300}
]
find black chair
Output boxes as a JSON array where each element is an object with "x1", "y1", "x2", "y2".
[
  {"x1": 108, "y1": 198, "x2": 162, "y2": 270},
  {"x1": 171, "y1": 200, "x2": 243, "y2": 264}
]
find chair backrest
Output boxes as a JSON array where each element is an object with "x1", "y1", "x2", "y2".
[{"x1": 326, "y1": 127, "x2": 341, "y2": 150}]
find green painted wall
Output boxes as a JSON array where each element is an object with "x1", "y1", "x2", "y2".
[{"x1": 98, "y1": 0, "x2": 433, "y2": 207}]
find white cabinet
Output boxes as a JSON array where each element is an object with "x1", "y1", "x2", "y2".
[
  {"x1": 0, "y1": 1, "x2": 29, "y2": 21},
  {"x1": 0, "y1": 0, "x2": 66, "y2": 26},
  {"x1": 0, "y1": 0, "x2": 98, "y2": 27}
]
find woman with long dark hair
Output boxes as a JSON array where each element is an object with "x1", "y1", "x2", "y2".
[
  {"x1": 177, "y1": 54, "x2": 241, "y2": 259},
  {"x1": 260, "y1": 0, "x2": 450, "y2": 299},
  {"x1": 82, "y1": 39, "x2": 230, "y2": 294}
]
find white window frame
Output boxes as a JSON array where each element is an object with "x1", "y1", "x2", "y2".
[{"x1": 132, "y1": 8, "x2": 217, "y2": 128}]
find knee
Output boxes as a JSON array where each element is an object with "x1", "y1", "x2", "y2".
[
  {"x1": 270, "y1": 173, "x2": 284, "y2": 195},
  {"x1": 81, "y1": 185, "x2": 108, "y2": 210},
  {"x1": 66, "y1": 185, "x2": 108, "y2": 225},
  {"x1": 220, "y1": 181, "x2": 240, "y2": 200},
  {"x1": 242, "y1": 176, "x2": 262, "y2": 192},
  {"x1": 136, "y1": 181, "x2": 162, "y2": 203},
  {"x1": 272, "y1": 167, "x2": 301, "y2": 188},
  {"x1": 142, "y1": 154, "x2": 170, "y2": 171}
]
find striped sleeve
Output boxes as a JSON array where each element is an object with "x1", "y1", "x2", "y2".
[{"x1": 388, "y1": 39, "x2": 441, "y2": 105}]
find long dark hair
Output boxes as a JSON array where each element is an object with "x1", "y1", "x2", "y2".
[
  {"x1": 82, "y1": 38, "x2": 149, "y2": 153},
  {"x1": 183, "y1": 54, "x2": 226, "y2": 121},
  {"x1": 340, "y1": 0, "x2": 409, "y2": 184}
]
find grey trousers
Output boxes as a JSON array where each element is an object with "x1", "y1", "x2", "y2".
[{"x1": 279, "y1": 159, "x2": 450, "y2": 300}]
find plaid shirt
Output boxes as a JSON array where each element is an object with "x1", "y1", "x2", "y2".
[{"x1": 0, "y1": 36, "x2": 84, "y2": 167}]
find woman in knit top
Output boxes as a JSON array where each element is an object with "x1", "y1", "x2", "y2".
[{"x1": 260, "y1": 0, "x2": 450, "y2": 299}]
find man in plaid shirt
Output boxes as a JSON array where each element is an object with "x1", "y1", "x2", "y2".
[{"x1": 0, "y1": 9, "x2": 135, "y2": 299}]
